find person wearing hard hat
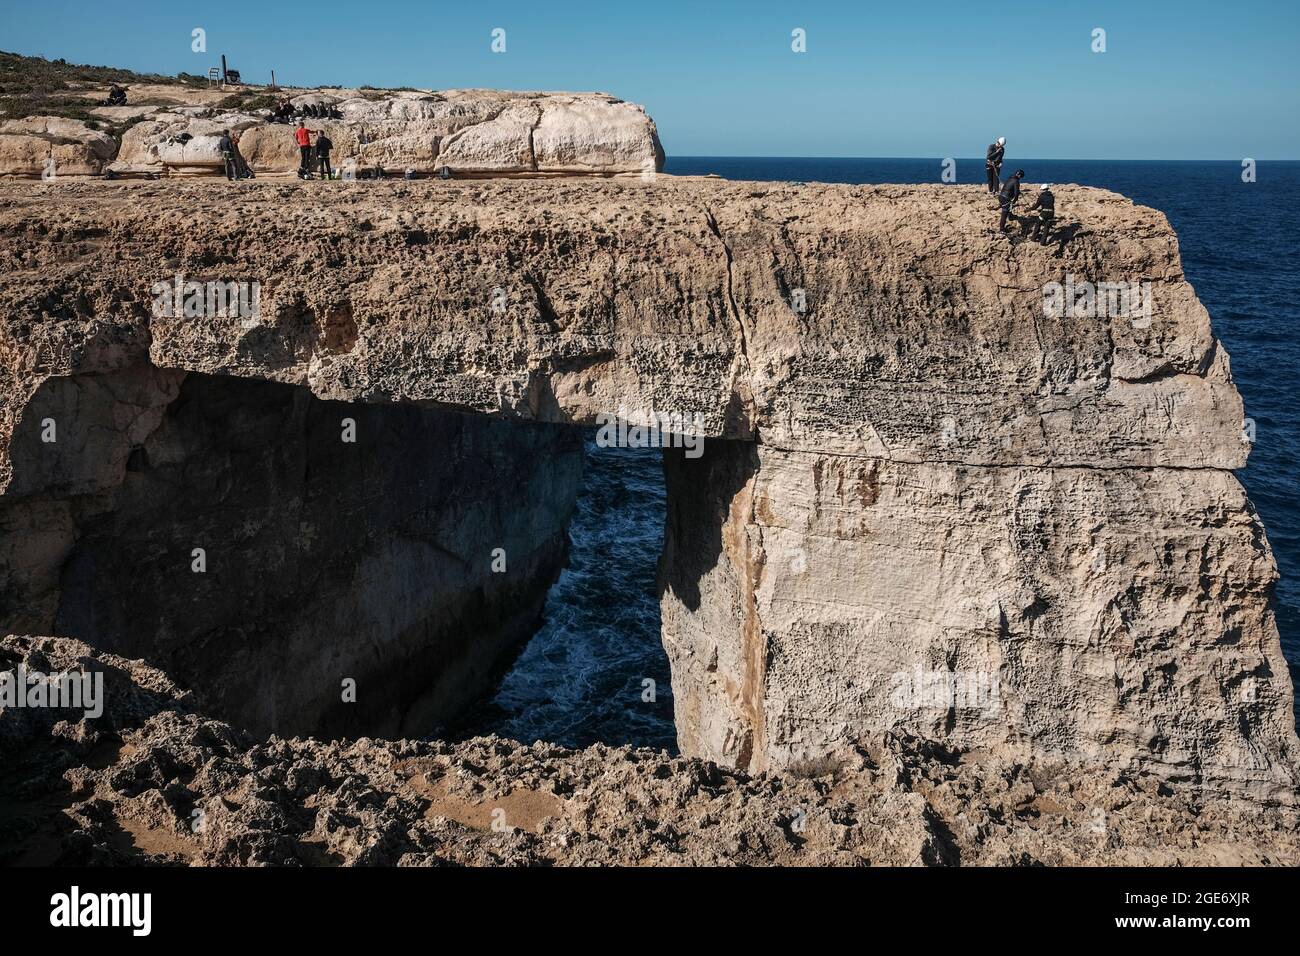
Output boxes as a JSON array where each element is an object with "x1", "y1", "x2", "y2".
[
  {"x1": 985, "y1": 136, "x2": 1006, "y2": 194},
  {"x1": 1028, "y1": 184, "x2": 1056, "y2": 244}
]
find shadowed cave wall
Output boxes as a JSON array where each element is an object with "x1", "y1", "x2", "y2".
[{"x1": 0, "y1": 366, "x2": 584, "y2": 739}]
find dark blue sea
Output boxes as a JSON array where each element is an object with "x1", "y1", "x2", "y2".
[
  {"x1": 463, "y1": 158, "x2": 1300, "y2": 749},
  {"x1": 454, "y1": 440, "x2": 676, "y2": 750}
]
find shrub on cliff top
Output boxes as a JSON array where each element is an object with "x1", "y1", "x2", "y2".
[{"x1": 0, "y1": 50, "x2": 206, "y2": 121}]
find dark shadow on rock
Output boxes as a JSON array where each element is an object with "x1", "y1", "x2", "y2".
[
  {"x1": 657, "y1": 439, "x2": 758, "y2": 614},
  {"x1": 1051, "y1": 222, "x2": 1084, "y2": 255},
  {"x1": 0, "y1": 367, "x2": 584, "y2": 743}
]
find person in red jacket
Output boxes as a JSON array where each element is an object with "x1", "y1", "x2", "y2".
[{"x1": 293, "y1": 121, "x2": 315, "y2": 178}]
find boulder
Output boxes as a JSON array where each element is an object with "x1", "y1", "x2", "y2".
[
  {"x1": 239, "y1": 121, "x2": 361, "y2": 174},
  {"x1": 437, "y1": 102, "x2": 540, "y2": 174},
  {"x1": 532, "y1": 97, "x2": 664, "y2": 174},
  {"x1": 110, "y1": 111, "x2": 262, "y2": 175},
  {"x1": 0, "y1": 116, "x2": 117, "y2": 177},
  {"x1": 156, "y1": 134, "x2": 228, "y2": 173}
]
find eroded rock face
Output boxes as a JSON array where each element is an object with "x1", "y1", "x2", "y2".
[
  {"x1": 0, "y1": 368, "x2": 583, "y2": 738},
  {"x1": 660, "y1": 443, "x2": 1293, "y2": 796},
  {"x1": 0, "y1": 85, "x2": 662, "y2": 179},
  {"x1": 3, "y1": 635, "x2": 1297, "y2": 867},
  {"x1": 0, "y1": 177, "x2": 1293, "y2": 796},
  {"x1": 0, "y1": 117, "x2": 118, "y2": 177},
  {"x1": 98, "y1": 90, "x2": 664, "y2": 178},
  {"x1": 113, "y1": 112, "x2": 263, "y2": 175}
]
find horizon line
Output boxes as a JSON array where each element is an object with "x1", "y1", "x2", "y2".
[{"x1": 666, "y1": 155, "x2": 1300, "y2": 164}]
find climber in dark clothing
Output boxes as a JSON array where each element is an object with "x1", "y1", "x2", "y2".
[
  {"x1": 1028, "y1": 184, "x2": 1055, "y2": 243},
  {"x1": 985, "y1": 137, "x2": 1005, "y2": 193},
  {"x1": 230, "y1": 130, "x2": 253, "y2": 179},
  {"x1": 105, "y1": 84, "x2": 127, "y2": 106},
  {"x1": 217, "y1": 130, "x2": 237, "y2": 181},
  {"x1": 314, "y1": 132, "x2": 334, "y2": 180},
  {"x1": 997, "y1": 169, "x2": 1025, "y2": 232}
]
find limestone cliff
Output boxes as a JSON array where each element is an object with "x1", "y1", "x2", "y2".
[
  {"x1": 0, "y1": 176, "x2": 1294, "y2": 799},
  {"x1": 0, "y1": 116, "x2": 118, "y2": 178},
  {"x1": 0, "y1": 88, "x2": 664, "y2": 179}
]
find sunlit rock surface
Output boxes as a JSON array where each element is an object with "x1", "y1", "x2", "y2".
[{"x1": 0, "y1": 176, "x2": 1293, "y2": 799}]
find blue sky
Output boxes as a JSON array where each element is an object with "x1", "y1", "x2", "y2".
[{"x1": 3, "y1": 0, "x2": 1297, "y2": 158}]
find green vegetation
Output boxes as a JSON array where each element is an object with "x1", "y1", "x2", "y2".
[
  {"x1": 0, "y1": 50, "x2": 208, "y2": 90},
  {"x1": 214, "y1": 89, "x2": 281, "y2": 112},
  {"x1": 0, "y1": 50, "x2": 425, "y2": 126},
  {"x1": 0, "y1": 50, "x2": 208, "y2": 125}
]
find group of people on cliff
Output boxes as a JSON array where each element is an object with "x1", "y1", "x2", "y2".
[
  {"x1": 217, "y1": 121, "x2": 334, "y2": 181},
  {"x1": 271, "y1": 98, "x2": 343, "y2": 123},
  {"x1": 985, "y1": 137, "x2": 1055, "y2": 244},
  {"x1": 293, "y1": 121, "x2": 334, "y2": 179}
]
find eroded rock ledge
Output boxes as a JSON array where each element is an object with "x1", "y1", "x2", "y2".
[
  {"x1": 0, "y1": 178, "x2": 1244, "y2": 468},
  {"x1": 0, "y1": 177, "x2": 1295, "y2": 798},
  {"x1": 0, "y1": 89, "x2": 665, "y2": 179},
  {"x1": 2, "y1": 636, "x2": 1296, "y2": 867}
]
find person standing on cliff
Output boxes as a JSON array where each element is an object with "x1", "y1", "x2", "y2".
[
  {"x1": 294, "y1": 121, "x2": 316, "y2": 179},
  {"x1": 314, "y1": 130, "x2": 334, "y2": 180},
  {"x1": 218, "y1": 129, "x2": 237, "y2": 181},
  {"x1": 1028, "y1": 184, "x2": 1055, "y2": 243},
  {"x1": 997, "y1": 169, "x2": 1025, "y2": 232},
  {"x1": 986, "y1": 137, "x2": 1006, "y2": 194}
]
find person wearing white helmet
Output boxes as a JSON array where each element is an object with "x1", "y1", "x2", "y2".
[
  {"x1": 1028, "y1": 183, "x2": 1056, "y2": 244},
  {"x1": 985, "y1": 136, "x2": 1006, "y2": 194}
]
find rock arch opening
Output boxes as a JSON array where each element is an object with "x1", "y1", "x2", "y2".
[{"x1": 453, "y1": 436, "x2": 675, "y2": 751}]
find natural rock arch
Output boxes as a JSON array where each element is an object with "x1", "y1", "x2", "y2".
[{"x1": 0, "y1": 176, "x2": 1294, "y2": 797}]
